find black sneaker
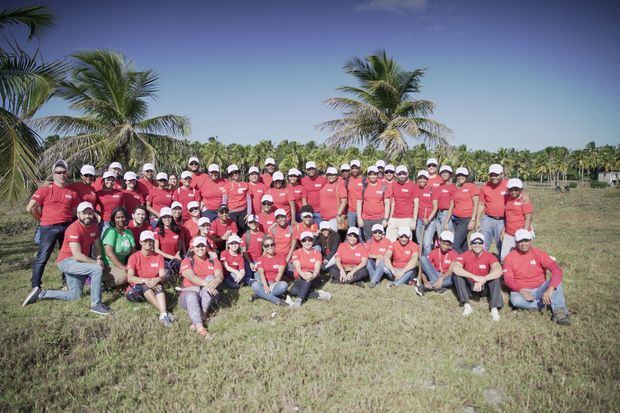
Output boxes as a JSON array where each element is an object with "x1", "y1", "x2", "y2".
[
  {"x1": 354, "y1": 281, "x2": 366, "y2": 288},
  {"x1": 436, "y1": 288, "x2": 447, "y2": 295},
  {"x1": 415, "y1": 284, "x2": 426, "y2": 297},
  {"x1": 274, "y1": 298, "x2": 286, "y2": 306},
  {"x1": 248, "y1": 294, "x2": 258, "y2": 303},
  {"x1": 90, "y1": 303, "x2": 112, "y2": 316},
  {"x1": 22, "y1": 287, "x2": 40, "y2": 307},
  {"x1": 552, "y1": 308, "x2": 571, "y2": 326}
]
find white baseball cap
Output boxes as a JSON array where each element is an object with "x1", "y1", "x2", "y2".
[
  {"x1": 109, "y1": 162, "x2": 122, "y2": 170},
  {"x1": 247, "y1": 214, "x2": 259, "y2": 223},
  {"x1": 264, "y1": 157, "x2": 276, "y2": 166},
  {"x1": 305, "y1": 161, "x2": 317, "y2": 169},
  {"x1": 371, "y1": 224, "x2": 385, "y2": 233},
  {"x1": 53, "y1": 160, "x2": 68, "y2": 171},
  {"x1": 417, "y1": 170, "x2": 430, "y2": 179},
  {"x1": 159, "y1": 207, "x2": 173, "y2": 217},
  {"x1": 227, "y1": 234, "x2": 241, "y2": 244},
  {"x1": 274, "y1": 208, "x2": 287, "y2": 218},
  {"x1": 80, "y1": 164, "x2": 96, "y2": 175},
  {"x1": 489, "y1": 164, "x2": 504, "y2": 175},
  {"x1": 346, "y1": 227, "x2": 360, "y2": 237},
  {"x1": 102, "y1": 171, "x2": 116, "y2": 180},
  {"x1": 300, "y1": 231, "x2": 314, "y2": 240},
  {"x1": 261, "y1": 194, "x2": 274, "y2": 203},
  {"x1": 319, "y1": 221, "x2": 331, "y2": 230},
  {"x1": 515, "y1": 229, "x2": 532, "y2": 242},
  {"x1": 198, "y1": 217, "x2": 211, "y2": 226},
  {"x1": 123, "y1": 171, "x2": 137, "y2": 181},
  {"x1": 300, "y1": 211, "x2": 312, "y2": 218},
  {"x1": 227, "y1": 164, "x2": 240, "y2": 174},
  {"x1": 326, "y1": 167, "x2": 338, "y2": 175},
  {"x1": 272, "y1": 171, "x2": 285, "y2": 181},
  {"x1": 180, "y1": 171, "x2": 192, "y2": 180},
  {"x1": 188, "y1": 156, "x2": 200, "y2": 164},
  {"x1": 156, "y1": 172, "x2": 168, "y2": 181},
  {"x1": 171, "y1": 201, "x2": 183, "y2": 210},
  {"x1": 507, "y1": 178, "x2": 523, "y2": 189},
  {"x1": 367, "y1": 166, "x2": 379, "y2": 174},
  {"x1": 426, "y1": 158, "x2": 439, "y2": 166},
  {"x1": 397, "y1": 227, "x2": 412, "y2": 238},
  {"x1": 395, "y1": 165, "x2": 408, "y2": 175},
  {"x1": 288, "y1": 168, "x2": 301, "y2": 176},
  {"x1": 376, "y1": 160, "x2": 386, "y2": 168},
  {"x1": 340, "y1": 163, "x2": 351, "y2": 171},
  {"x1": 439, "y1": 165, "x2": 453, "y2": 174},
  {"x1": 77, "y1": 201, "x2": 94, "y2": 213},
  {"x1": 469, "y1": 232, "x2": 485, "y2": 243},
  {"x1": 455, "y1": 167, "x2": 469, "y2": 176},
  {"x1": 140, "y1": 230, "x2": 155, "y2": 241},
  {"x1": 192, "y1": 236, "x2": 208, "y2": 247},
  {"x1": 142, "y1": 163, "x2": 155, "y2": 172},
  {"x1": 439, "y1": 231, "x2": 454, "y2": 243},
  {"x1": 248, "y1": 166, "x2": 260, "y2": 174},
  {"x1": 187, "y1": 201, "x2": 200, "y2": 211},
  {"x1": 350, "y1": 159, "x2": 361, "y2": 168},
  {"x1": 384, "y1": 164, "x2": 395, "y2": 172},
  {"x1": 208, "y1": 164, "x2": 220, "y2": 173}
]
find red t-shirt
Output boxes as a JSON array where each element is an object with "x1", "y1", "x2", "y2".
[
  {"x1": 428, "y1": 248, "x2": 459, "y2": 273},
  {"x1": 154, "y1": 228, "x2": 182, "y2": 256},
  {"x1": 293, "y1": 222, "x2": 318, "y2": 242},
  {"x1": 319, "y1": 180, "x2": 347, "y2": 220},
  {"x1": 31, "y1": 184, "x2": 79, "y2": 226},
  {"x1": 95, "y1": 189, "x2": 124, "y2": 222},
  {"x1": 256, "y1": 254, "x2": 285, "y2": 282},
  {"x1": 248, "y1": 181, "x2": 267, "y2": 215},
  {"x1": 428, "y1": 175, "x2": 443, "y2": 188},
  {"x1": 241, "y1": 230, "x2": 266, "y2": 262},
  {"x1": 414, "y1": 184, "x2": 435, "y2": 219},
  {"x1": 268, "y1": 187, "x2": 293, "y2": 219},
  {"x1": 260, "y1": 172, "x2": 274, "y2": 188},
  {"x1": 390, "y1": 181, "x2": 417, "y2": 219},
  {"x1": 436, "y1": 183, "x2": 457, "y2": 211},
  {"x1": 68, "y1": 181, "x2": 97, "y2": 205},
  {"x1": 455, "y1": 250, "x2": 498, "y2": 282},
  {"x1": 57, "y1": 220, "x2": 99, "y2": 263},
  {"x1": 503, "y1": 247, "x2": 563, "y2": 291},
  {"x1": 122, "y1": 189, "x2": 144, "y2": 215},
  {"x1": 220, "y1": 250, "x2": 244, "y2": 275},
  {"x1": 180, "y1": 255, "x2": 223, "y2": 287},
  {"x1": 200, "y1": 178, "x2": 227, "y2": 210},
  {"x1": 183, "y1": 219, "x2": 201, "y2": 238},
  {"x1": 172, "y1": 186, "x2": 202, "y2": 220},
  {"x1": 136, "y1": 178, "x2": 156, "y2": 198},
  {"x1": 347, "y1": 175, "x2": 364, "y2": 214},
  {"x1": 388, "y1": 240, "x2": 419, "y2": 268},
  {"x1": 146, "y1": 187, "x2": 173, "y2": 212},
  {"x1": 452, "y1": 183, "x2": 479, "y2": 218},
  {"x1": 302, "y1": 175, "x2": 327, "y2": 212},
  {"x1": 226, "y1": 180, "x2": 249, "y2": 211},
  {"x1": 336, "y1": 243, "x2": 368, "y2": 267},
  {"x1": 190, "y1": 172, "x2": 209, "y2": 191},
  {"x1": 291, "y1": 248, "x2": 322, "y2": 278},
  {"x1": 258, "y1": 210, "x2": 276, "y2": 232},
  {"x1": 359, "y1": 182, "x2": 389, "y2": 220},
  {"x1": 504, "y1": 196, "x2": 533, "y2": 236},
  {"x1": 286, "y1": 183, "x2": 307, "y2": 212},
  {"x1": 270, "y1": 225, "x2": 294, "y2": 257},
  {"x1": 481, "y1": 180, "x2": 509, "y2": 218},
  {"x1": 127, "y1": 220, "x2": 150, "y2": 244},
  {"x1": 127, "y1": 251, "x2": 164, "y2": 284},
  {"x1": 366, "y1": 237, "x2": 391, "y2": 257},
  {"x1": 210, "y1": 218, "x2": 238, "y2": 238}
]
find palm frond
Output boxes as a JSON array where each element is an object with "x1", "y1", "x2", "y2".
[
  {"x1": 0, "y1": 6, "x2": 55, "y2": 39},
  {"x1": 136, "y1": 114, "x2": 191, "y2": 136},
  {"x1": 31, "y1": 115, "x2": 105, "y2": 135}
]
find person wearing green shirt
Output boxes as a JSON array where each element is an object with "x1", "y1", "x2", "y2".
[{"x1": 102, "y1": 207, "x2": 136, "y2": 287}]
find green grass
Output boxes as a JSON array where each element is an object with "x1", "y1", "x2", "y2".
[{"x1": 1, "y1": 188, "x2": 619, "y2": 412}]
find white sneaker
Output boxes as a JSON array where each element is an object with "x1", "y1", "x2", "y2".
[
  {"x1": 316, "y1": 289, "x2": 332, "y2": 301},
  {"x1": 285, "y1": 295, "x2": 294, "y2": 306},
  {"x1": 290, "y1": 298, "x2": 302, "y2": 308},
  {"x1": 462, "y1": 303, "x2": 473, "y2": 317},
  {"x1": 490, "y1": 308, "x2": 500, "y2": 321}
]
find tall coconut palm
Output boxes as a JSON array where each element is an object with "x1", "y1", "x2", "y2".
[
  {"x1": 36, "y1": 50, "x2": 191, "y2": 173},
  {"x1": 318, "y1": 50, "x2": 450, "y2": 159}
]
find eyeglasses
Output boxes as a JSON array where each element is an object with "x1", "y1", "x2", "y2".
[
  {"x1": 83, "y1": 174, "x2": 94, "y2": 178},
  {"x1": 398, "y1": 235, "x2": 410, "y2": 239},
  {"x1": 301, "y1": 238, "x2": 313, "y2": 243},
  {"x1": 183, "y1": 177, "x2": 192, "y2": 180},
  {"x1": 471, "y1": 241, "x2": 483, "y2": 245},
  {"x1": 53, "y1": 170, "x2": 67, "y2": 175},
  {"x1": 219, "y1": 211, "x2": 229, "y2": 215},
  {"x1": 427, "y1": 164, "x2": 438, "y2": 168},
  {"x1": 157, "y1": 179, "x2": 168, "y2": 182},
  {"x1": 263, "y1": 243, "x2": 275, "y2": 248},
  {"x1": 262, "y1": 202, "x2": 273, "y2": 206}
]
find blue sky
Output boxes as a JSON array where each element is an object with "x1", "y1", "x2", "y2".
[{"x1": 5, "y1": 0, "x2": 619, "y2": 151}]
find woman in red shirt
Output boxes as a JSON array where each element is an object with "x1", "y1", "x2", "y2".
[
  {"x1": 286, "y1": 168, "x2": 307, "y2": 222},
  {"x1": 251, "y1": 236, "x2": 289, "y2": 306},
  {"x1": 220, "y1": 234, "x2": 250, "y2": 288},
  {"x1": 435, "y1": 165, "x2": 456, "y2": 236},
  {"x1": 96, "y1": 171, "x2": 125, "y2": 230},
  {"x1": 330, "y1": 227, "x2": 369, "y2": 285},
  {"x1": 179, "y1": 236, "x2": 224, "y2": 340},
  {"x1": 225, "y1": 164, "x2": 251, "y2": 233},
  {"x1": 241, "y1": 215, "x2": 266, "y2": 278},
  {"x1": 146, "y1": 172, "x2": 173, "y2": 226},
  {"x1": 288, "y1": 231, "x2": 331, "y2": 307},
  {"x1": 446, "y1": 167, "x2": 479, "y2": 253},
  {"x1": 294, "y1": 210, "x2": 318, "y2": 241},
  {"x1": 173, "y1": 171, "x2": 202, "y2": 221},
  {"x1": 247, "y1": 166, "x2": 267, "y2": 215},
  {"x1": 122, "y1": 171, "x2": 144, "y2": 216},
  {"x1": 154, "y1": 207, "x2": 185, "y2": 279},
  {"x1": 269, "y1": 209, "x2": 296, "y2": 262},
  {"x1": 200, "y1": 165, "x2": 227, "y2": 223},
  {"x1": 500, "y1": 178, "x2": 534, "y2": 261},
  {"x1": 366, "y1": 224, "x2": 392, "y2": 287},
  {"x1": 267, "y1": 171, "x2": 294, "y2": 221}
]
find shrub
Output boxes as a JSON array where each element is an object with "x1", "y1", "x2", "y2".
[
  {"x1": 567, "y1": 182, "x2": 578, "y2": 189},
  {"x1": 590, "y1": 180, "x2": 608, "y2": 188}
]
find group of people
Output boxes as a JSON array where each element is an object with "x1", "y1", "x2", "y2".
[{"x1": 21, "y1": 155, "x2": 571, "y2": 340}]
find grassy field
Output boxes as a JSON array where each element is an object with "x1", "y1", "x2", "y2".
[{"x1": 1, "y1": 188, "x2": 619, "y2": 412}]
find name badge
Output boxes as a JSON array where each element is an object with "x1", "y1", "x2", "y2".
[
  {"x1": 530, "y1": 260, "x2": 537, "y2": 265},
  {"x1": 354, "y1": 253, "x2": 361, "y2": 257},
  {"x1": 257, "y1": 237, "x2": 263, "y2": 242},
  {"x1": 173, "y1": 235, "x2": 179, "y2": 239},
  {"x1": 327, "y1": 188, "x2": 334, "y2": 192},
  {"x1": 445, "y1": 260, "x2": 452, "y2": 264},
  {"x1": 165, "y1": 194, "x2": 172, "y2": 198},
  {"x1": 501, "y1": 191, "x2": 507, "y2": 195},
  {"x1": 113, "y1": 194, "x2": 120, "y2": 198},
  {"x1": 90, "y1": 233, "x2": 96, "y2": 237},
  {"x1": 150, "y1": 263, "x2": 159, "y2": 268},
  {"x1": 315, "y1": 184, "x2": 321, "y2": 188},
  {"x1": 238, "y1": 188, "x2": 245, "y2": 194},
  {"x1": 423, "y1": 193, "x2": 431, "y2": 197},
  {"x1": 478, "y1": 264, "x2": 487, "y2": 269},
  {"x1": 310, "y1": 258, "x2": 316, "y2": 263},
  {"x1": 405, "y1": 251, "x2": 411, "y2": 255},
  {"x1": 376, "y1": 190, "x2": 383, "y2": 195},
  {"x1": 514, "y1": 202, "x2": 522, "y2": 206},
  {"x1": 463, "y1": 189, "x2": 469, "y2": 192},
  {"x1": 272, "y1": 265, "x2": 279, "y2": 269},
  {"x1": 65, "y1": 194, "x2": 73, "y2": 199},
  {"x1": 442, "y1": 189, "x2": 448, "y2": 193},
  {"x1": 69, "y1": 235, "x2": 79, "y2": 239},
  {"x1": 401, "y1": 189, "x2": 409, "y2": 193},
  {"x1": 285, "y1": 234, "x2": 291, "y2": 238}
]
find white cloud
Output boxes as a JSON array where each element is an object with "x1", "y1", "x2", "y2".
[{"x1": 355, "y1": 0, "x2": 428, "y2": 13}]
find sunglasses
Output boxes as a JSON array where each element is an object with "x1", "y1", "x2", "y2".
[
  {"x1": 53, "y1": 170, "x2": 67, "y2": 175},
  {"x1": 372, "y1": 230, "x2": 384, "y2": 234},
  {"x1": 427, "y1": 164, "x2": 438, "y2": 167},
  {"x1": 157, "y1": 179, "x2": 168, "y2": 182},
  {"x1": 397, "y1": 172, "x2": 407, "y2": 176},
  {"x1": 471, "y1": 241, "x2": 483, "y2": 245},
  {"x1": 263, "y1": 243, "x2": 275, "y2": 248},
  {"x1": 489, "y1": 173, "x2": 499, "y2": 177},
  {"x1": 194, "y1": 244, "x2": 207, "y2": 248},
  {"x1": 398, "y1": 235, "x2": 410, "y2": 239},
  {"x1": 262, "y1": 202, "x2": 273, "y2": 206},
  {"x1": 385, "y1": 171, "x2": 394, "y2": 174},
  {"x1": 82, "y1": 174, "x2": 94, "y2": 178},
  {"x1": 183, "y1": 176, "x2": 192, "y2": 180},
  {"x1": 347, "y1": 233, "x2": 358, "y2": 237},
  {"x1": 301, "y1": 238, "x2": 314, "y2": 243},
  {"x1": 219, "y1": 211, "x2": 229, "y2": 215},
  {"x1": 189, "y1": 162, "x2": 199, "y2": 166}
]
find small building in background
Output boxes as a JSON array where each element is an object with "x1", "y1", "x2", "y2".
[{"x1": 598, "y1": 171, "x2": 620, "y2": 186}]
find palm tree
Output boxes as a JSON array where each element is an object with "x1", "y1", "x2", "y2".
[
  {"x1": 318, "y1": 50, "x2": 450, "y2": 159},
  {"x1": 36, "y1": 50, "x2": 191, "y2": 174}
]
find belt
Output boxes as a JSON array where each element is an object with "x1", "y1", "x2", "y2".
[{"x1": 485, "y1": 215, "x2": 504, "y2": 220}]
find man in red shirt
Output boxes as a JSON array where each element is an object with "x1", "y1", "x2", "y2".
[
  {"x1": 500, "y1": 178, "x2": 534, "y2": 261},
  {"x1": 23, "y1": 202, "x2": 111, "y2": 315},
  {"x1": 413, "y1": 170, "x2": 438, "y2": 256},
  {"x1": 261, "y1": 157, "x2": 277, "y2": 187},
  {"x1": 225, "y1": 164, "x2": 251, "y2": 233},
  {"x1": 24, "y1": 160, "x2": 79, "y2": 301},
  {"x1": 426, "y1": 158, "x2": 443, "y2": 188},
  {"x1": 136, "y1": 163, "x2": 157, "y2": 198},
  {"x1": 452, "y1": 232, "x2": 503, "y2": 320},
  {"x1": 200, "y1": 164, "x2": 227, "y2": 223},
  {"x1": 381, "y1": 164, "x2": 396, "y2": 190},
  {"x1": 419, "y1": 231, "x2": 458, "y2": 294},
  {"x1": 366, "y1": 224, "x2": 392, "y2": 287},
  {"x1": 187, "y1": 156, "x2": 209, "y2": 190},
  {"x1": 384, "y1": 227, "x2": 419, "y2": 287},
  {"x1": 346, "y1": 160, "x2": 364, "y2": 234},
  {"x1": 301, "y1": 161, "x2": 326, "y2": 225},
  {"x1": 356, "y1": 165, "x2": 390, "y2": 241},
  {"x1": 258, "y1": 194, "x2": 277, "y2": 232},
  {"x1": 319, "y1": 167, "x2": 347, "y2": 231},
  {"x1": 503, "y1": 229, "x2": 570, "y2": 325},
  {"x1": 209, "y1": 205, "x2": 238, "y2": 251},
  {"x1": 476, "y1": 164, "x2": 508, "y2": 253},
  {"x1": 386, "y1": 165, "x2": 417, "y2": 242},
  {"x1": 68, "y1": 164, "x2": 97, "y2": 205}
]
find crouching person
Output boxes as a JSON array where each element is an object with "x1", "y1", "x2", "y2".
[
  {"x1": 503, "y1": 229, "x2": 570, "y2": 325},
  {"x1": 179, "y1": 237, "x2": 224, "y2": 339},
  {"x1": 126, "y1": 230, "x2": 174, "y2": 327},
  {"x1": 418, "y1": 230, "x2": 458, "y2": 294},
  {"x1": 329, "y1": 227, "x2": 369, "y2": 286},
  {"x1": 23, "y1": 202, "x2": 111, "y2": 316},
  {"x1": 451, "y1": 232, "x2": 503, "y2": 321}
]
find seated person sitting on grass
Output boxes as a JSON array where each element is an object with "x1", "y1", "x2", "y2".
[
  {"x1": 220, "y1": 234, "x2": 252, "y2": 288},
  {"x1": 418, "y1": 230, "x2": 458, "y2": 295},
  {"x1": 502, "y1": 229, "x2": 571, "y2": 325},
  {"x1": 314, "y1": 221, "x2": 340, "y2": 270},
  {"x1": 329, "y1": 227, "x2": 369, "y2": 286},
  {"x1": 384, "y1": 227, "x2": 419, "y2": 288},
  {"x1": 287, "y1": 231, "x2": 332, "y2": 307},
  {"x1": 251, "y1": 236, "x2": 290, "y2": 306},
  {"x1": 366, "y1": 224, "x2": 392, "y2": 288},
  {"x1": 102, "y1": 207, "x2": 135, "y2": 288},
  {"x1": 451, "y1": 232, "x2": 503, "y2": 321}
]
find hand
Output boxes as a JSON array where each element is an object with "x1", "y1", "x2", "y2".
[
  {"x1": 475, "y1": 221, "x2": 481, "y2": 231},
  {"x1": 424, "y1": 281, "x2": 432, "y2": 289},
  {"x1": 233, "y1": 271, "x2": 244, "y2": 283},
  {"x1": 520, "y1": 289, "x2": 535, "y2": 301},
  {"x1": 357, "y1": 217, "x2": 364, "y2": 227},
  {"x1": 542, "y1": 286, "x2": 554, "y2": 305},
  {"x1": 206, "y1": 280, "x2": 219, "y2": 295},
  {"x1": 222, "y1": 231, "x2": 231, "y2": 240},
  {"x1": 409, "y1": 222, "x2": 416, "y2": 231},
  {"x1": 443, "y1": 222, "x2": 449, "y2": 231},
  {"x1": 145, "y1": 278, "x2": 158, "y2": 288},
  {"x1": 174, "y1": 252, "x2": 182, "y2": 262},
  {"x1": 500, "y1": 231, "x2": 505, "y2": 241},
  {"x1": 96, "y1": 257, "x2": 104, "y2": 269},
  {"x1": 433, "y1": 279, "x2": 443, "y2": 290},
  {"x1": 263, "y1": 282, "x2": 270, "y2": 294},
  {"x1": 340, "y1": 269, "x2": 346, "y2": 282},
  {"x1": 208, "y1": 251, "x2": 218, "y2": 260},
  {"x1": 473, "y1": 282, "x2": 483, "y2": 292},
  {"x1": 336, "y1": 215, "x2": 343, "y2": 224},
  {"x1": 467, "y1": 220, "x2": 475, "y2": 231},
  {"x1": 393, "y1": 269, "x2": 402, "y2": 280},
  {"x1": 250, "y1": 263, "x2": 257, "y2": 271},
  {"x1": 382, "y1": 219, "x2": 388, "y2": 228},
  {"x1": 423, "y1": 218, "x2": 430, "y2": 226}
]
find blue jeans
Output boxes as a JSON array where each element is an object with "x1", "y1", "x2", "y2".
[
  {"x1": 480, "y1": 215, "x2": 504, "y2": 252},
  {"x1": 435, "y1": 210, "x2": 454, "y2": 237},
  {"x1": 419, "y1": 256, "x2": 453, "y2": 288},
  {"x1": 367, "y1": 259, "x2": 392, "y2": 284},
  {"x1": 201, "y1": 210, "x2": 218, "y2": 223},
  {"x1": 31, "y1": 222, "x2": 71, "y2": 288},
  {"x1": 452, "y1": 216, "x2": 470, "y2": 254},
  {"x1": 251, "y1": 280, "x2": 289, "y2": 303},
  {"x1": 383, "y1": 267, "x2": 415, "y2": 286},
  {"x1": 415, "y1": 219, "x2": 435, "y2": 257},
  {"x1": 39, "y1": 258, "x2": 103, "y2": 306},
  {"x1": 347, "y1": 212, "x2": 358, "y2": 228},
  {"x1": 509, "y1": 280, "x2": 567, "y2": 311},
  {"x1": 312, "y1": 212, "x2": 321, "y2": 226}
]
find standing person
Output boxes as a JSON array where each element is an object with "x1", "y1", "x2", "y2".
[
  {"x1": 146, "y1": 172, "x2": 173, "y2": 224},
  {"x1": 446, "y1": 167, "x2": 479, "y2": 254},
  {"x1": 286, "y1": 168, "x2": 307, "y2": 222},
  {"x1": 247, "y1": 166, "x2": 267, "y2": 215},
  {"x1": 418, "y1": 231, "x2": 458, "y2": 294},
  {"x1": 153, "y1": 207, "x2": 185, "y2": 278},
  {"x1": 330, "y1": 227, "x2": 369, "y2": 286},
  {"x1": 381, "y1": 164, "x2": 396, "y2": 191},
  {"x1": 258, "y1": 194, "x2": 276, "y2": 232},
  {"x1": 95, "y1": 171, "x2": 124, "y2": 229},
  {"x1": 288, "y1": 231, "x2": 331, "y2": 307},
  {"x1": 136, "y1": 163, "x2": 157, "y2": 198},
  {"x1": 122, "y1": 171, "x2": 144, "y2": 216},
  {"x1": 477, "y1": 164, "x2": 508, "y2": 252},
  {"x1": 68, "y1": 164, "x2": 97, "y2": 205},
  {"x1": 127, "y1": 205, "x2": 150, "y2": 248},
  {"x1": 261, "y1": 157, "x2": 277, "y2": 187},
  {"x1": 183, "y1": 201, "x2": 202, "y2": 238},
  {"x1": 315, "y1": 221, "x2": 340, "y2": 271},
  {"x1": 384, "y1": 227, "x2": 419, "y2": 288},
  {"x1": 179, "y1": 236, "x2": 224, "y2": 339},
  {"x1": 200, "y1": 164, "x2": 227, "y2": 223},
  {"x1": 503, "y1": 229, "x2": 571, "y2": 325},
  {"x1": 173, "y1": 171, "x2": 202, "y2": 221},
  {"x1": 347, "y1": 160, "x2": 364, "y2": 231},
  {"x1": 241, "y1": 215, "x2": 266, "y2": 279},
  {"x1": 269, "y1": 209, "x2": 296, "y2": 264},
  {"x1": 171, "y1": 201, "x2": 191, "y2": 249},
  {"x1": 435, "y1": 165, "x2": 456, "y2": 237},
  {"x1": 301, "y1": 161, "x2": 327, "y2": 225},
  {"x1": 125, "y1": 230, "x2": 174, "y2": 327},
  {"x1": 385, "y1": 165, "x2": 417, "y2": 242},
  {"x1": 23, "y1": 202, "x2": 111, "y2": 315},
  {"x1": 452, "y1": 232, "x2": 503, "y2": 321},
  {"x1": 319, "y1": 167, "x2": 347, "y2": 231},
  {"x1": 93, "y1": 162, "x2": 123, "y2": 191},
  {"x1": 225, "y1": 164, "x2": 251, "y2": 233},
  {"x1": 375, "y1": 160, "x2": 386, "y2": 177},
  {"x1": 210, "y1": 205, "x2": 238, "y2": 251},
  {"x1": 501, "y1": 178, "x2": 534, "y2": 261},
  {"x1": 426, "y1": 158, "x2": 443, "y2": 188},
  {"x1": 220, "y1": 234, "x2": 251, "y2": 288},
  {"x1": 366, "y1": 224, "x2": 392, "y2": 288},
  {"x1": 101, "y1": 207, "x2": 135, "y2": 288},
  {"x1": 24, "y1": 160, "x2": 79, "y2": 303},
  {"x1": 187, "y1": 156, "x2": 209, "y2": 190},
  {"x1": 251, "y1": 237, "x2": 289, "y2": 306},
  {"x1": 413, "y1": 170, "x2": 438, "y2": 257},
  {"x1": 267, "y1": 171, "x2": 293, "y2": 221},
  {"x1": 356, "y1": 166, "x2": 390, "y2": 240}
]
